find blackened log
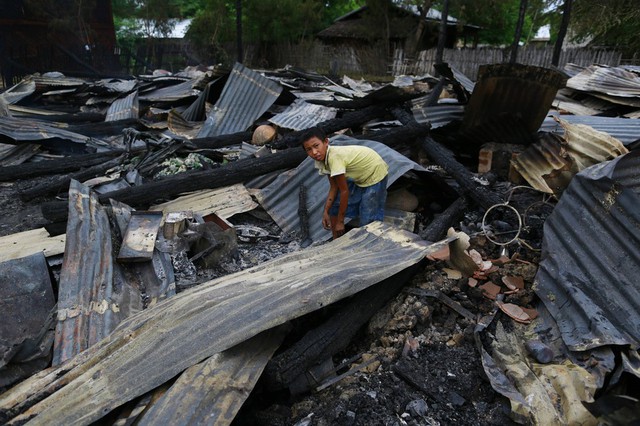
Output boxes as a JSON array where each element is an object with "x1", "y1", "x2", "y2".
[
  {"x1": 354, "y1": 121, "x2": 431, "y2": 149},
  {"x1": 420, "y1": 196, "x2": 468, "y2": 242},
  {"x1": 0, "y1": 150, "x2": 127, "y2": 182},
  {"x1": 420, "y1": 137, "x2": 503, "y2": 210},
  {"x1": 41, "y1": 148, "x2": 308, "y2": 223},
  {"x1": 20, "y1": 155, "x2": 127, "y2": 201},
  {"x1": 264, "y1": 262, "x2": 423, "y2": 391},
  {"x1": 390, "y1": 106, "x2": 504, "y2": 210}
]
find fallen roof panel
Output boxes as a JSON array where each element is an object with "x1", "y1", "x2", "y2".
[
  {"x1": 197, "y1": 63, "x2": 282, "y2": 138},
  {"x1": 566, "y1": 65, "x2": 640, "y2": 98},
  {"x1": 254, "y1": 135, "x2": 428, "y2": 243},
  {"x1": 534, "y1": 150, "x2": 640, "y2": 351},
  {"x1": 2, "y1": 222, "x2": 443, "y2": 425},
  {"x1": 268, "y1": 99, "x2": 337, "y2": 131},
  {"x1": 540, "y1": 114, "x2": 640, "y2": 146},
  {"x1": 105, "y1": 91, "x2": 139, "y2": 122}
]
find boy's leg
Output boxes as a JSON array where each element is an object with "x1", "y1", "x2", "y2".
[{"x1": 358, "y1": 176, "x2": 388, "y2": 225}]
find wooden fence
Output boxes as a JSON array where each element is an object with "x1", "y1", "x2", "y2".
[{"x1": 391, "y1": 47, "x2": 623, "y2": 80}]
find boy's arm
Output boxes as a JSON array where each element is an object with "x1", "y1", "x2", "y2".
[
  {"x1": 332, "y1": 174, "x2": 349, "y2": 237},
  {"x1": 322, "y1": 175, "x2": 338, "y2": 230}
]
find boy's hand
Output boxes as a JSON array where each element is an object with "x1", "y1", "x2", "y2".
[
  {"x1": 322, "y1": 212, "x2": 331, "y2": 230},
  {"x1": 334, "y1": 221, "x2": 345, "y2": 237}
]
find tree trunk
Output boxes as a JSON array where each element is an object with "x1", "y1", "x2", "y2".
[
  {"x1": 509, "y1": 0, "x2": 528, "y2": 64},
  {"x1": 552, "y1": 0, "x2": 573, "y2": 67},
  {"x1": 436, "y1": 0, "x2": 450, "y2": 65}
]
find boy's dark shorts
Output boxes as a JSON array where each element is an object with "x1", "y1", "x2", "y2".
[{"x1": 329, "y1": 176, "x2": 388, "y2": 225}]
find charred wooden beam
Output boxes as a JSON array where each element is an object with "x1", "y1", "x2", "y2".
[
  {"x1": 391, "y1": 106, "x2": 504, "y2": 210},
  {"x1": 420, "y1": 196, "x2": 468, "y2": 242},
  {"x1": 186, "y1": 131, "x2": 252, "y2": 150},
  {"x1": 41, "y1": 148, "x2": 308, "y2": 223},
  {"x1": 0, "y1": 150, "x2": 128, "y2": 182},
  {"x1": 20, "y1": 155, "x2": 127, "y2": 201},
  {"x1": 419, "y1": 137, "x2": 503, "y2": 211}
]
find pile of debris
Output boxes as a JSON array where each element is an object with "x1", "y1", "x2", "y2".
[{"x1": 0, "y1": 61, "x2": 639, "y2": 425}]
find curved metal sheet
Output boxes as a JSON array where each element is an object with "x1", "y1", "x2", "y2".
[
  {"x1": 534, "y1": 150, "x2": 640, "y2": 351},
  {"x1": 198, "y1": 63, "x2": 282, "y2": 138},
  {"x1": 540, "y1": 114, "x2": 640, "y2": 146}
]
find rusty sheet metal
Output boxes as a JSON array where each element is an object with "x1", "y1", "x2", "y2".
[
  {"x1": 511, "y1": 132, "x2": 573, "y2": 194},
  {"x1": 137, "y1": 327, "x2": 286, "y2": 426},
  {"x1": 462, "y1": 63, "x2": 567, "y2": 137},
  {"x1": 268, "y1": 99, "x2": 337, "y2": 131},
  {"x1": 197, "y1": 63, "x2": 282, "y2": 138},
  {"x1": 0, "y1": 252, "x2": 55, "y2": 371},
  {"x1": 558, "y1": 118, "x2": 628, "y2": 169},
  {"x1": 254, "y1": 135, "x2": 428, "y2": 243},
  {"x1": 53, "y1": 180, "x2": 141, "y2": 366},
  {"x1": 0, "y1": 116, "x2": 101, "y2": 147},
  {"x1": 514, "y1": 118, "x2": 628, "y2": 194},
  {"x1": 566, "y1": 65, "x2": 640, "y2": 98},
  {"x1": 116, "y1": 211, "x2": 163, "y2": 263},
  {"x1": 105, "y1": 91, "x2": 139, "y2": 122},
  {"x1": 150, "y1": 183, "x2": 258, "y2": 219},
  {"x1": 534, "y1": 150, "x2": 640, "y2": 351},
  {"x1": 2, "y1": 223, "x2": 447, "y2": 425},
  {"x1": 540, "y1": 114, "x2": 640, "y2": 146}
]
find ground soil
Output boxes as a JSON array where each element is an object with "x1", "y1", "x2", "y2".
[{"x1": 0, "y1": 173, "x2": 546, "y2": 426}]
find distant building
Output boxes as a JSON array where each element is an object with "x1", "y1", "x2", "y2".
[
  {"x1": 317, "y1": 5, "x2": 480, "y2": 51},
  {"x1": 0, "y1": 0, "x2": 120, "y2": 87}
]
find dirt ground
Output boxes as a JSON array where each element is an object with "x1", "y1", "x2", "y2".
[{"x1": 0, "y1": 173, "x2": 547, "y2": 425}]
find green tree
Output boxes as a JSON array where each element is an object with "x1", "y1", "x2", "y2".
[{"x1": 569, "y1": 0, "x2": 640, "y2": 55}]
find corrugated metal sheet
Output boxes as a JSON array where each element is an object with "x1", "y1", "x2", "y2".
[
  {"x1": 268, "y1": 99, "x2": 337, "y2": 131},
  {"x1": 558, "y1": 118, "x2": 628, "y2": 169},
  {"x1": 511, "y1": 132, "x2": 573, "y2": 194},
  {"x1": 0, "y1": 79, "x2": 36, "y2": 104},
  {"x1": 0, "y1": 116, "x2": 102, "y2": 147},
  {"x1": 411, "y1": 102, "x2": 465, "y2": 128},
  {"x1": 197, "y1": 63, "x2": 282, "y2": 138},
  {"x1": 138, "y1": 78, "x2": 200, "y2": 102},
  {"x1": 566, "y1": 65, "x2": 640, "y2": 98},
  {"x1": 8, "y1": 222, "x2": 444, "y2": 425},
  {"x1": 53, "y1": 180, "x2": 136, "y2": 366},
  {"x1": 254, "y1": 135, "x2": 428, "y2": 243},
  {"x1": 534, "y1": 149, "x2": 640, "y2": 351},
  {"x1": 462, "y1": 63, "x2": 567, "y2": 137},
  {"x1": 540, "y1": 113, "x2": 640, "y2": 146},
  {"x1": 105, "y1": 91, "x2": 139, "y2": 122}
]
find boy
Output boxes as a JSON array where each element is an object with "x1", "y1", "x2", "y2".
[{"x1": 301, "y1": 127, "x2": 389, "y2": 239}]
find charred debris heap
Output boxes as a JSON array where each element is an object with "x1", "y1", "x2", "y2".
[{"x1": 1, "y1": 62, "x2": 640, "y2": 425}]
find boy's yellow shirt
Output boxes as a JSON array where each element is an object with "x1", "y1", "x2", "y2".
[{"x1": 314, "y1": 145, "x2": 388, "y2": 187}]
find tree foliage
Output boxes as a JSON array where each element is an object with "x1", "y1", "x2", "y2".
[{"x1": 569, "y1": 0, "x2": 640, "y2": 54}]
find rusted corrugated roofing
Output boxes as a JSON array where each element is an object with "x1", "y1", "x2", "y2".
[
  {"x1": 254, "y1": 136, "x2": 428, "y2": 243},
  {"x1": 534, "y1": 149, "x2": 640, "y2": 351},
  {"x1": 268, "y1": 99, "x2": 337, "y2": 131},
  {"x1": 197, "y1": 63, "x2": 282, "y2": 138},
  {"x1": 540, "y1": 114, "x2": 640, "y2": 146},
  {"x1": 462, "y1": 63, "x2": 567, "y2": 137},
  {"x1": 514, "y1": 118, "x2": 628, "y2": 194},
  {"x1": 566, "y1": 64, "x2": 640, "y2": 98},
  {"x1": 105, "y1": 91, "x2": 139, "y2": 122},
  {"x1": 53, "y1": 180, "x2": 134, "y2": 366}
]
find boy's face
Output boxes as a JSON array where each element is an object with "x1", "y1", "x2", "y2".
[{"x1": 303, "y1": 136, "x2": 329, "y2": 162}]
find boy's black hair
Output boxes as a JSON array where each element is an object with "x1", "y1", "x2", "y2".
[{"x1": 300, "y1": 127, "x2": 326, "y2": 146}]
